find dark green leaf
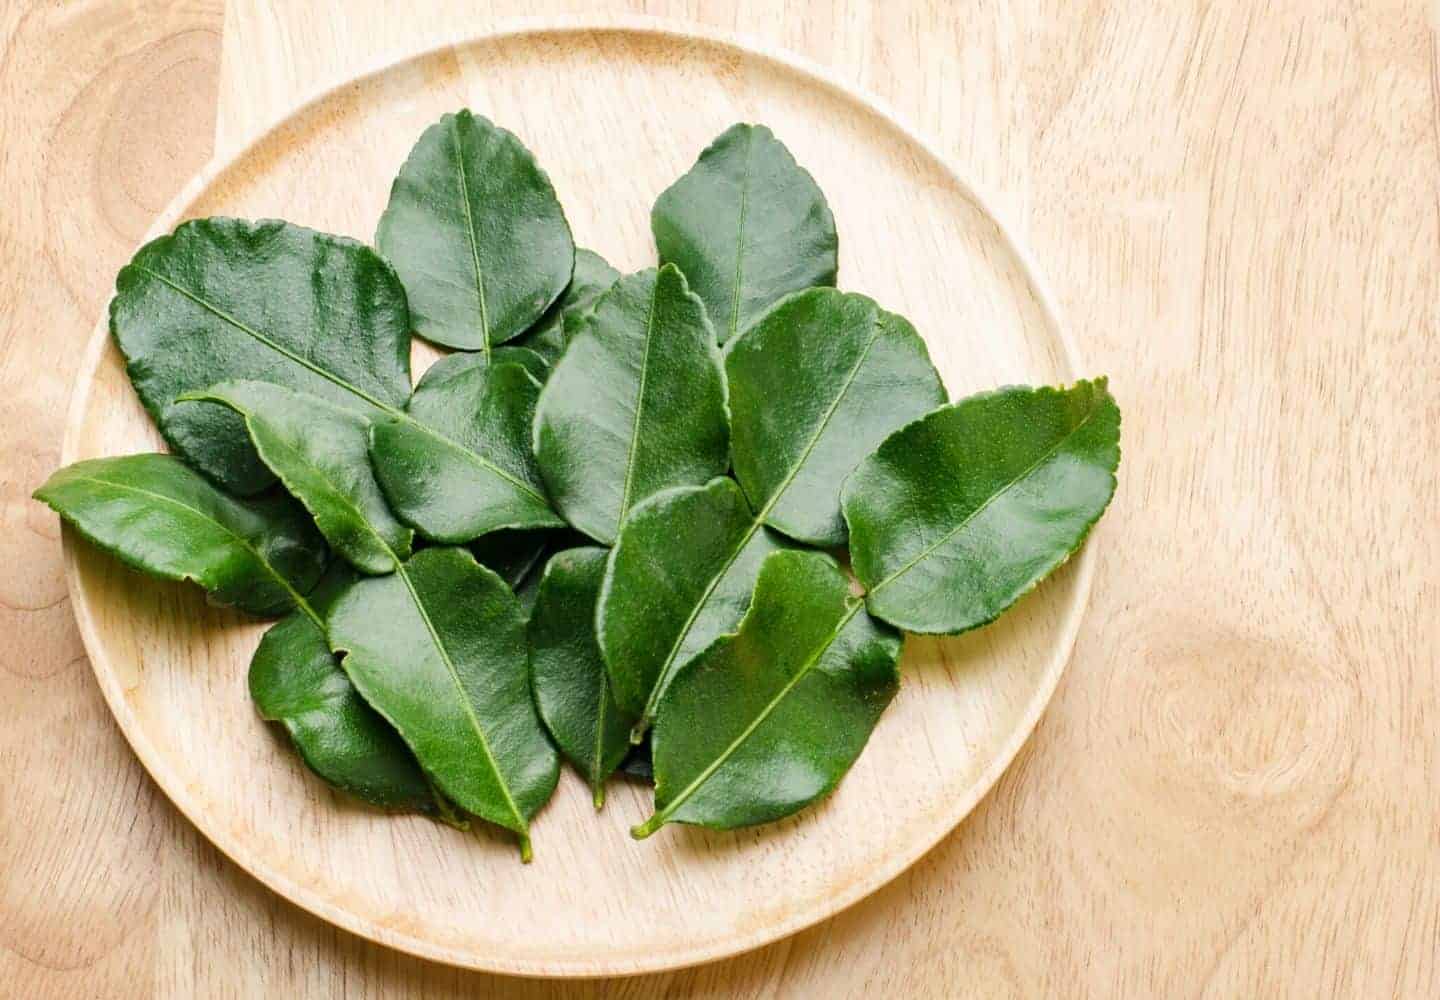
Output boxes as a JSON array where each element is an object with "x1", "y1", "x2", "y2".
[
  {"x1": 598, "y1": 477, "x2": 790, "y2": 734},
  {"x1": 250, "y1": 564, "x2": 435, "y2": 812},
  {"x1": 619, "y1": 736, "x2": 653, "y2": 782},
  {"x1": 652, "y1": 123, "x2": 837, "y2": 344},
  {"x1": 112, "y1": 218, "x2": 411, "y2": 494},
  {"x1": 727, "y1": 288, "x2": 945, "y2": 546},
  {"x1": 327, "y1": 547, "x2": 559, "y2": 860},
  {"x1": 843, "y1": 379, "x2": 1121, "y2": 634},
  {"x1": 376, "y1": 109, "x2": 574, "y2": 352},
  {"x1": 529, "y1": 547, "x2": 635, "y2": 808},
  {"x1": 511, "y1": 248, "x2": 620, "y2": 365},
  {"x1": 370, "y1": 354, "x2": 564, "y2": 543},
  {"x1": 471, "y1": 526, "x2": 589, "y2": 593},
  {"x1": 183, "y1": 381, "x2": 411, "y2": 575},
  {"x1": 33, "y1": 454, "x2": 325, "y2": 617},
  {"x1": 634, "y1": 549, "x2": 900, "y2": 838},
  {"x1": 534, "y1": 265, "x2": 729, "y2": 544}
]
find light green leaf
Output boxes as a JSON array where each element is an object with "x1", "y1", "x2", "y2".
[
  {"x1": 727, "y1": 288, "x2": 945, "y2": 546},
  {"x1": 34, "y1": 454, "x2": 325, "y2": 617},
  {"x1": 598, "y1": 477, "x2": 791, "y2": 735},
  {"x1": 376, "y1": 109, "x2": 574, "y2": 352},
  {"x1": 370, "y1": 354, "x2": 564, "y2": 543},
  {"x1": 652, "y1": 123, "x2": 837, "y2": 344},
  {"x1": 534, "y1": 264, "x2": 729, "y2": 544},
  {"x1": 635, "y1": 549, "x2": 900, "y2": 837},
  {"x1": 183, "y1": 381, "x2": 411, "y2": 575},
  {"x1": 327, "y1": 547, "x2": 559, "y2": 860},
  {"x1": 843, "y1": 379, "x2": 1121, "y2": 634}
]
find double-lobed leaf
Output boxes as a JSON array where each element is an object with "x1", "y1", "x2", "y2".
[
  {"x1": 511, "y1": 248, "x2": 620, "y2": 365},
  {"x1": 528, "y1": 547, "x2": 636, "y2": 807},
  {"x1": 111, "y1": 218, "x2": 412, "y2": 494},
  {"x1": 327, "y1": 547, "x2": 559, "y2": 859},
  {"x1": 249, "y1": 564, "x2": 436, "y2": 813},
  {"x1": 377, "y1": 109, "x2": 574, "y2": 353},
  {"x1": 184, "y1": 380, "x2": 411, "y2": 574},
  {"x1": 370, "y1": 353, "x2": 564, "y2": 543},
  {"x1": 599, "y1": 477, "x2": 791, "y2": 734},
  {"x1": 34, "y1": 454, "x2": 325, "y2": 617},
  {"x1": 635, "y1": 549, "x2": 901, "y2": 838},
  {"x1": 596, "y1": 289, "x2": 938, "y2": 735},
  {"x1": 652, "y1": 123, "x2": 837, "y2": 344},
  {"x1": 726, "y1": 288, "x2": 946, "y2": 546},
  {"x1": 843, "y1": 379, "x2": 1121, "y2": 634},
  {"x1": 534, "y1": 264, "x2": 729, "y2": 544}
]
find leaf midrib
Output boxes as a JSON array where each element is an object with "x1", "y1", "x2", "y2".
[
  {"x1": 640, "y1": 601, "x2": 862, "y2": 834},
  {"x1": 450, "y1": 114, "x2": 493, "y2": 357},
  {"x1": 869, "y1": 401, "x2": 1104, "y2": 595},
  {"x1": 726, "y1": 127, "x2": 755, "y2": 343},
  {"x1": 137, "y1": 266, "x2": 399, "y2": 413},
  {"x1": 146, "y1": 270, "x2": 550, "y2": 508},
  {"x1": 615, "y1": 276, "x2": 662, "y2": 526},
  {"x1": 61, "y1": 473, "x2": 317, "y2": 624},
  {"x1": 395, "y1": 561, "x2": 527, "y2": 836},
  {"x1": 246, "y1": 416, "x2": 401, "y2": 567},
  {"x1": 636, "y1": 318, "x2": 885, "y2": 728}
]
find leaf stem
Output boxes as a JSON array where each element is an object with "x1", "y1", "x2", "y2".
[{"x1": 630, "y1": 815, "x2": 663, "y2": 840}]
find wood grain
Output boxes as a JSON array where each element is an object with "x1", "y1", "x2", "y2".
[{"x1": 3, "y1": 1, "x2": 1438, "y2": 996}]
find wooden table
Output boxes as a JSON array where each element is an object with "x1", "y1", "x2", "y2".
[{"x1": 2, "y1": 2, "x2": 1436, "y2": 996}]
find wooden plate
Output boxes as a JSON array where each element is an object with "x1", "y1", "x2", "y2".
[{"x1": 61, "y1": 19, "x2": 1092, "y2": 978}]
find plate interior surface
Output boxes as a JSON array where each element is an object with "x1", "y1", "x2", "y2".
[{"x1": 64, "y1": 24, "x2": 1087, "y2": 977}]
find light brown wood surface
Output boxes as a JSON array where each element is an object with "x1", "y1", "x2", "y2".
[
  {"x1": 2, "y1": 1, "x2": 1437, "y2": 996},
  {"x1": 64, "y1": 19, "x2": 1092, "y2": 978}
]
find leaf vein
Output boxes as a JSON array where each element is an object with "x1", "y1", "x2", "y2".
[
  {"x1": 136, "y1": 266, "x2": 399, "y2": 415},
  {"x1": 450, "y1": 115, "x2": 492, "y2": 357},
  {"x1": 395, "y1": 562, "x2": 526, "y2": 834}
]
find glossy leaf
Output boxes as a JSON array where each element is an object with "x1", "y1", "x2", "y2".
[
  {"x1": 370, "y1": 353, "x2": 564, "y2": 543},
  {"x1": 843, "y1": 379, "x2": 1121, "y2": 634},
  {"x1": 727, "y1": 288, "x2": 945, "y2": 546},
  {"x1": 528, "y1": 547, "x2": 636, "y2": 808},
  {"x1": 376, "y1": 109, "x2": 574, "y2": 352},
  {"x1": 184, "y1": 381, "x2": 411, "y2": 575},
  {"x1": 34, "y1": 454, "x2": 325, "y2": 617},
  {"x1": 598, "y1": 477, "x2": 790, "y2": 734},
  {"x1": 652, "y1": 123, "x2": 837, "y2": 344},
  {"x1": 250, "y1": 565, "x2": 435, "y2": 812},
  {"x1": 327, "y1": 547, "x2": 559, "y2": 859},
  {"x1": 511, "y1": 248, "x2": 619, "y2": 365},
  {"x1": 112, "y1": 218, "x2": 411, "y2": 494},
  {"x1": 534, "y1": 264, "x2": 729, "y2": 544},
  {"x1": 634, "y1": 550, "x2": 900, "y2": 837}
]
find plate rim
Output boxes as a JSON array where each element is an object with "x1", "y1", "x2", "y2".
[{"x1": 60, "y1": 13, "x2": 1094, "y2": 978}]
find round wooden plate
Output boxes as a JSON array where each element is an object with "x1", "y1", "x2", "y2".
[{"x1": 62, "y1": 19, "x2": 1092, "y2": 978}]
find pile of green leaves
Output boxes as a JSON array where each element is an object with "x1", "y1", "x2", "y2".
[{"x1": 36, "y1": 112, "x2": 1120, "y2": 861}]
